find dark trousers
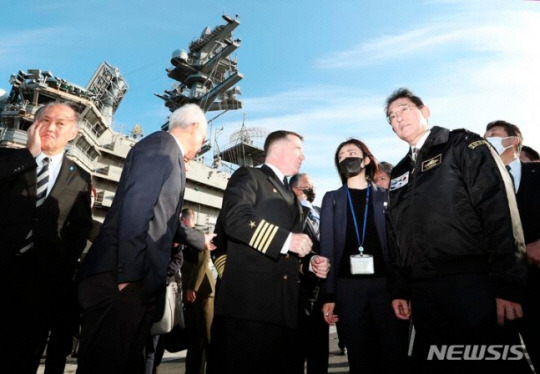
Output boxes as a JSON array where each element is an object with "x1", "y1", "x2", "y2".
[
  {"x1": 1, "y1": 285, "x2": 52, "y2": 374},
  {"x1": 410, "y1": 273, "x2": 532, "y2": 374},
  {"x1": 45, "y1": 281, "x2": 80, "y2": 374},
  {"x1": 335, "y1": 277, "x2": 409, "y2": 374},
  {"x1": 0, "y1": 255, "x2": 75, "y2": 374},
  {"x1": 518, "y1": 266, "x2": 540, "y2": 371},
  {"x1": 76, "y1": 272, "x2": 155, "y2": 374},
  {"x1": 295, "y1": 303, "x2": 329, "y2": 374},
  {"x1": 208, "y1": 315, "x2": 298, "y2": 374}
]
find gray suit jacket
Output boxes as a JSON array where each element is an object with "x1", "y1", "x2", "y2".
[{"x1": 79, "y1": 131, "x2": 186, "y2": 297}]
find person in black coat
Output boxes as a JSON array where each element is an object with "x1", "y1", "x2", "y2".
[
  {"x1": 76, "y1": 103, "x2": 208, "y2": 374},
  {"x1": 485, "y1": 120, "x2": 540, "y2": 371},
  {"x1": 208, "y1": 130, "x2": 330, "y2": 374},
  {"x1": 320, "y1": 138, "x2": 409, "y2": 374},
  {"x1": 0, "y1": 102, "x2": 93, "y2": 373}
]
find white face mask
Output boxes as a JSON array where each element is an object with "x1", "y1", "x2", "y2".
[{"x1": 486, "y1": 137, "x2": 512, "y2": 155}]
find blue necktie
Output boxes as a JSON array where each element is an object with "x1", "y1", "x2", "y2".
[{"x1": 308, "y1": 209, "x2": 320, "y2": 233}]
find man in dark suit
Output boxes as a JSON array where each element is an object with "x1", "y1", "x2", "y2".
[
  {"x1": 485, "y1": 121, "x2": 540, "y2": 371},
  {"x1": 208, "y1": 130, "x2": 330, "y2": 374},
  {"x1": 0, "y1": 102, "x2": 93, "y2": 373},
  {"x1": 290, "y1": 173, "x2": 330, "y2": 374},
  {"x1": 76, "y1": 103, "x2": 207, "y2": 374}
]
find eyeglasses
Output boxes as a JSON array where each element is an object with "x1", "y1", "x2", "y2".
[{"x1": 387, "y1": 104, "x2": 414, "y2": 124}]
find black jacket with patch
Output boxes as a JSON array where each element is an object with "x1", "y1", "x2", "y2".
[{"x1": 386, "y1": 126, "x2": 527, "y2": 303}]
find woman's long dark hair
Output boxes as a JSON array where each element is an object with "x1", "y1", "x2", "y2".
[{"x1": 334, "y1": 138, "x2": 379, "y2": 185}]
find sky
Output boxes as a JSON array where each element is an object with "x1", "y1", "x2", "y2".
[{"x1": 2, "y1": 0, "x2": 540, "y2": 205}]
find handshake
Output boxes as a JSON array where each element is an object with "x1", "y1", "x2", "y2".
[{"x1": 289, "y1": 233, "x2": 330, "y2": 279}]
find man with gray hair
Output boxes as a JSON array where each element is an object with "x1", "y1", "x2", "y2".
[
  {"x1": 77, "y1": 103, "x2": 208, "y2": 374},
  {"x1": 0, "y1": 102, "x2": 92, "y2": 373}
]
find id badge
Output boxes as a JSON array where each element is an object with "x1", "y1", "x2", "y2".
[{"x1": 350, "y1": 254, "x2": 374, "y2": 274}]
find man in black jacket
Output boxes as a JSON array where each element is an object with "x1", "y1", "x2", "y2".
[
  {"x1": 484, "y1": 120, "x2": 540, "y2": 371},
  {"x1": 384, "y1": 88, "x2": 530, "y2": 373}
]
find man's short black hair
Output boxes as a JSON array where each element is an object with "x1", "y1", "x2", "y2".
[
  {"x1": 485, "y1": 120, "x2": 523, "y2": 151},
  {"x1": 521, "y1": 145, "x2": 540, "y2": 161},
  {"x1": 385, "y1": 87, "x2": 425, "y2": 116},
  {"x1": 181, "y1": 207, "x2": 194, "y2": 219},
  {"x1": 263, "y1": 130, "x2": 303, "y2": 155}
]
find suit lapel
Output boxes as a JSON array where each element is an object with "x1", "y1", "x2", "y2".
[
  {"x1": 49, "y1": 155, "x2": 73, "y2": 200},
  {"x1": 261, "y1": 165, "x2": 294, "y2": 205},
  {"x1": 23, "y1": 168, "x2": 37, "y2": 198},
  {"x1": 335, "y1": 187, "x2": 348, "y2": 251},
  {"x1": 260, "y1": 164, "x2": 302, "y2": 222},
  {"x1": 175, "y1": 140, "x2": 186, "y2": 224}
]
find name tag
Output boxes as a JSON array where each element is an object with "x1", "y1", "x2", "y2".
[
  {"x1": 390, "y1": 171, "x2": 409, "y2": 191},
  {"x1": 421, "y1": 154, "x2": 442, "y2": 172},
  {"x1": 350, "y1": 254, "x2": 374, "y2": 274}
]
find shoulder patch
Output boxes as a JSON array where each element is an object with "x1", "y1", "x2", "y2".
[{"x1": 468, "y1": 140, "x2": 488, "y2": 149}]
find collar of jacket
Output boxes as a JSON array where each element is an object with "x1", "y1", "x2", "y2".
[
  {"x1": 421, "y1": 126, "x2": 449, "y2": 150},
  {"x1": 397, "y1": 126, "x2": 450, "y2": 169}
]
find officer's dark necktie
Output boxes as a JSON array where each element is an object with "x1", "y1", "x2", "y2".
[
  {"x1": 19, "y1": 157, "x2": 50, "y2": 254},
  {"x1": 505, "y1": 165, "x2": 516, "y2": 192},
  {"x1": 282, "y1": 177, "x2": 294, "y2": 200},
  {"x1": 411, "y1": 147, "x2": 418, "y2": 162}
]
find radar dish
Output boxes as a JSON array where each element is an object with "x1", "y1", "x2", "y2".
[
  {"x1": 229, "y1": 126, "x2": 267, "y2": 144},
  {"x1": 218, "y1": 123, "x2": 268, "y2": 167}
]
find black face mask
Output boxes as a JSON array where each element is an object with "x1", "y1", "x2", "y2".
[
  {"x1": 302, "y1": 188, "x2": 316, "y2": 203},
  {"x1": 338, "y1": 157, "x2": 364, "y2": 179}
]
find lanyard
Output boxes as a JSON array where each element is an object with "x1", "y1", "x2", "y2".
[{"x1": 346, "y1": 184, "x2": 370, "y2": 255}]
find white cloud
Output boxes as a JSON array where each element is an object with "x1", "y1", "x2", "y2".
[
  {"x1": 315, "y1": 6, "x2": 540, "y2": 69},
  {"x1": 216, "y1": 4, "x2": 540, "y2": 202}
]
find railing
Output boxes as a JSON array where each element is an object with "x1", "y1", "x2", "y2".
[
  {"x1": 0, "y1": 128, "x2": 28, "y2": 146},
  {"x1": 79, "y1": 120, "x2": 101, "y2": 146}
]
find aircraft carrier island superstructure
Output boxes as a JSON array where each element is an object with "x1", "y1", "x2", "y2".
[{"x1": 0, "y1": 14, "x2": 255, "y2": 232}]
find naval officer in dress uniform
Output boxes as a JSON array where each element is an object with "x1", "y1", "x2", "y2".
[{"x1": 208, "y1": 130, "x2": 330, "y2": 374}]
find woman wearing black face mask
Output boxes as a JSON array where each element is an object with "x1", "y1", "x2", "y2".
[{"x1": 319, "y1": 139, "x2": 409, "y2": 374}]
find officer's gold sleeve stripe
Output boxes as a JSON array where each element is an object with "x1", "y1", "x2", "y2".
[
  {"x1": 253, "y1": 222, "x2": 272, "y2": 251},
  {"x1": 214, "y1": 255, "x2": 226, "y2": 268},
  {"x1": 261, "y1": 226, "x2": 279, "y2": 254},
  {"x1": 258, "y1": 224, "x2": 276, "y2": 253},
  {"x1": 251, "y1": 221, "x2": 269, "y2": 250},
  {"x1": 214, "y1": 255, "x2": 227, "y2": 278},
  {"x1": 249, "y1": 219, "x2": 266, "y2": 247}
]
